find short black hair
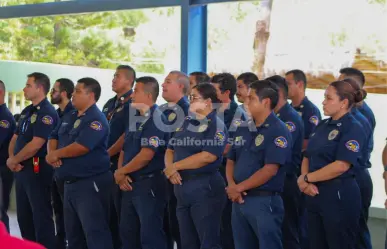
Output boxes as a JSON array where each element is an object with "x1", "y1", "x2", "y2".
[
  {"x1": 117, "y1": 65, "x2": 136, "y2": 86},
  {"x1": 237, "y1": 72, "x2": 258, "y2": 86},
  {"x1": 136, "y1": 76, "x2": 159, "y2": 102},
  {"x1": 210, "y1": 73, "x2": 237, "y2": 100},
  {"x1": 193, "y1": 83, "x2": 221, "y2": 104},
  {"x1": 285, "y1": 69, "x2": 307, "y2": 89},
  {"x1": 339, "y1": 67, "x2": 365, "y2": 87},
  {"x1": 250, "y1": 80, "x2": 279, "y2": 110},
  {"x1": 77, "y1": 77, "x2": 101, "y2": 102},
  {"x1": 56, "y1": 78, "x2": 74, "y2": 99},
  {"x1": 189, "y1": 72, "x2": 210, "y2": 84},
  {"x1": 28, "y1": 72, "x2": 50, "y2": 95},
  {"x1": 266, "y1": 75, "x2": 288, "y2": 99}
]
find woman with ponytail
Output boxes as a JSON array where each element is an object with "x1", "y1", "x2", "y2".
[{"x1": 297, "y1": 78, "x2": 367, "y2": 249}]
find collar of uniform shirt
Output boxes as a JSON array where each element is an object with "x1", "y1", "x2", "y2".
[{"x1": 116, "y1": 89, "x2": 133, "y2": 105}]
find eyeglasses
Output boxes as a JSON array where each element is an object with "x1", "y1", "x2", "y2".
[
  {"x1": 50, "y1": 88, "x2": 60, "y2": 94},
  {"x1": 189, "y1": 95, "x2": 203, "y2": 102}
]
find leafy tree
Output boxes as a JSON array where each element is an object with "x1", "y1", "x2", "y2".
[{"x1": 0, "y1": 0, "x2": 149, "y2": 69}]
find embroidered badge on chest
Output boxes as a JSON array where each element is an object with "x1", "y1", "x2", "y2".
[
  {"x1": 328, "y1": 129, "x2": 339, "y2": 140},
  {"x1": 255, "y1": 134, "x2": 264, "y2": 146},
  {"x1": 74, "y1": 119, "x2": 81, "y2": 128},
  {"x1": 30, "y1": 114, "x2": 37, "y2": 124},
  {"x1": 168, "y1": 113, "x2": 177, "y2": 122},
  {"x1": 198, "y1": 124, "x2": 208, "y2": 132},
  {"x1": 116, "y1": 106, "x2": 124, "y2": 113}
]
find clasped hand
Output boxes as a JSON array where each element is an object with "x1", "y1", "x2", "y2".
[{"x1": 297, "y1": 174, "x2": 319, "y2": 196}]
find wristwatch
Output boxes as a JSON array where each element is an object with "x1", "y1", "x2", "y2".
[
  {"x1": 384, "y1": 166, "x2": 387, "y2": 172},
  {"x1": 304, "y1": 174, "x2": 310, "y2": 183}
]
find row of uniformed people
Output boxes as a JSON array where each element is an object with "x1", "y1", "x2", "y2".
[{"x1": 0, "y1": 66, "x2": 375, "y2": 249}]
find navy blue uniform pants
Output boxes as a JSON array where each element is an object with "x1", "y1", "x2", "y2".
[
  {"x1": 110, "y1": 182, "x2": 122, "y2": 249},
  {"x1": 281, "y1": 174, "x2": 302, "y2": 249},
  {"x1": 355, "y1": 169, "x2": 373, "y2": 249},
  {"x1": 52, "y1": 177, "x2": 66, "y2": 249},
  {"x1": 232, "y1": 195, "x2": 284, "y2": 249},
  {"x1": 109, "y1": 163, "x2": 122, "y2": 249},
  {"x1": 175, "y1": 171, "x2": 226, "y2": 249},
  {"x1": 0, "y1": 166, "x2": 14, "y2": 232},
  {"x1": 306, "y1": 177, "x2": 361, "y2": 249},
  {"x1": 298, "y1": 195, "x2": 309, "y2": 249},
  {"x1": 165, "y1": 181, "x2": 181, "y2": 249},
  {"x1": 15, "y1": 160, "x2": 56, "y2": 249},
  {"x1": 120, "y1": 173, "x2": 167, "y2": 249},
  {"x1": 64, "y1": 171, "x2": 114, "y2": 249},
  {"x1": 219, "y1": 166, "x2": 235, "y2": 249}
]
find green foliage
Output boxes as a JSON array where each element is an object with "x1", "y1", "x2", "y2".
[
  {"x1": 0, "y1": 0, "x2": 150, "y2": 70},
  {"x1": 368, "y1": 0, "x2": 386, "y2": 5}
]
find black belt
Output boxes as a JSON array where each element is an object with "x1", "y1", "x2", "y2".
[
  {"x1": 130, "y1": 171, "x2": 163, "y2": 182},
  {"x1": 246, "y1": 189, "x2": 280, "y2": 197},
  {"x1": 64, "y1": 177, "x2": 82, "y2": 184},
  {"x1": 63, "y1": 171, "x2": 107, "y2": 184},
  {"x1": 315, "y1": 176, "x2": 355, "y2": 187},
  {"x1": 180, "y1": 171, "x2": 216, "y2": 181}
]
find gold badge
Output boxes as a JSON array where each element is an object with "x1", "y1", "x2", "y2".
[
  {"x1": 328, "y1": 129, "x2": 339, "y2": 140},
  {"x1": 116, "y1": 106, "x2": 123, "y2": 112},
  {"x1": 297, "y1": 112, "x2": 302, "y2": 117},
  {"x1": 30, "y1": 114, "x2": 37, "y2": 124},
  {"x1": 74, "y1": 119, "x2": 81, "y2": 128},
  {"x1": 255, "y1": 134, "x2": 264, "y2": 146},
  {"x1": 198, "y1": 124, "x2": 208, "y2": 132},
  {"x1": 168, "y1": 113, "x2": 176, "y2": 122}
]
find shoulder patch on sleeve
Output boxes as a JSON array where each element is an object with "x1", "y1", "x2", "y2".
[
  {"x1": 274, "y1": 136, "x2": 288, "y2": 148},
  {"x1": 90, "y1": 121, "x2": 103, "y2": 131},
  {"x1": 345, "y1": 140, "x2": 360, "y2": 152},
  {"x1": 215, "y1": 131, "x2": 226, "y2": 142},
  {"x1": 41, "y1": 115, "x2": 53, "y2": 125},
  {"x1": 0, "y1": 120, "x2": 10, "y2": 128},
  {"x1": 285, "y1": 122, "x2": 296, "y2": 132},
  {"x1": 309, "y1": 115, "x2": 319, "y2": 126},
  {"x1": 149, "y1": 136, "x2": 160, "y2": 148}
]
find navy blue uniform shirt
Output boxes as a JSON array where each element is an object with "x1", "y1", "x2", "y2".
[
  {"x1": 276, "y1": 103, "x2": 304, "y2": 174},
  {"x1": 123, "y1": 104, "x2": 168, "y2": 178},
  {"x1": 57, "y1": 102, "x2": 74, "y2": 119},
  {"x1": 168, "y1": 110, "x2": 228, "y2": 177},
  {"x1": 51, "y1": 104, "x2": 110, "y2": 180},
  {"x1": 220, "y1": 100, "x2": 247, "y2": 138},
  {"x1": 292, "y1": 96, "x2": 321, "y2": 140},
  {"x1": 228, "y1": 112, "x2": 292, "y2": 192},
  {"x1": 0, "y1": 104, "x2": 16, "y2": 166},
  {"x1": 160, "y1": 96, "x2": 190, "y2": 136},
  {"x1": 357, "y1": 102, "x2": 376, "y2": 130},
  {"x1": 351, "y1": 108, "x2": 372, "y2": 169},
  {"x1": 14, "y1": 98, "x2": 59, "y2": 158},
  {"x1": 305, "y1": 112, "x2": 366, "y2": 178},
  {"x1": 102, "y1": 90, "x2": 133, "y2": 168}
]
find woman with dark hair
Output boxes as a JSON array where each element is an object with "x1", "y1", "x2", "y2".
[
  {"x1": 297, "y1": 78, "x2": 367, "y2": 249},
  {"x1": 164, "y1": 83, "x2": 228, "y2": 249}
]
